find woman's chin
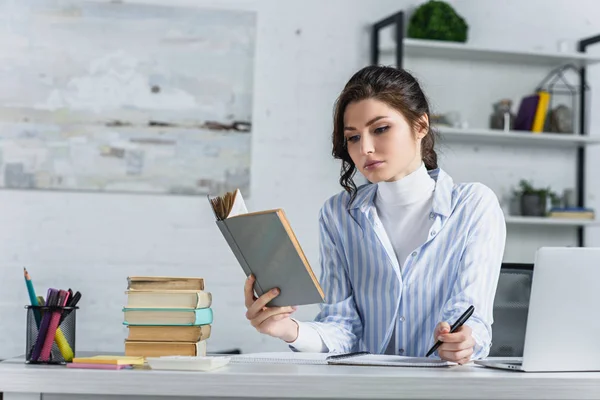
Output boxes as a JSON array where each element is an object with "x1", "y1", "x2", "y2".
[{"x1": 363, "y1": 170, "x2": 390, "y2": 184}]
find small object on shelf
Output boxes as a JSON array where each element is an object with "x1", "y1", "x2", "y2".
[
  {"x1": 407, "y1": 0, "x2": 468, "y2": 43},
  {"x1": 563, "y1": 188, "x2": 577, "y2": 208},
  {"x1": 489, "y1": 99, "x2": 515, "y2": 131},
  {"x1": 535, "y1": 63, "x2": 588, "y2": 134},
  {"x1": 513, "y1": 94, "x2": 540, "y2": 132},
  {"x1": 511, "y1": 180, "x2": 560, "y2": 217},
  {"x1": 545, "y1": 104, "x2": 573, "y2": 133},
  {"x1": 430, "y1": 111, "x2": 465, "y2": 128},
  {"x1": 548, "y1": 207, "x2": 595, "y2": 220}
]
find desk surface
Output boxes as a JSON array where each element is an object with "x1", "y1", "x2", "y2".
[{"x1": 2, "y1": 356, "x2": 600, "y2": 400}]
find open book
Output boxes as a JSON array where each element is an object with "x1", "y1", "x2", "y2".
[{"x1": 208, "y1": 189, "x2": 324, "y2": 307}]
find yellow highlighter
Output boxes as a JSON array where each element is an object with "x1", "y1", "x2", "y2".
[
  {"x1": 54, "y1": 328, "x2": 74, "y2": 361},
  {"x1": 37, "y1": 295, "x2": 74, "y2": 362}
]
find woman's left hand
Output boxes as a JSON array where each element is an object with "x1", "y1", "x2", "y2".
[{"x1": 433, "y1": 322, "x2": 475, "y2": 365}]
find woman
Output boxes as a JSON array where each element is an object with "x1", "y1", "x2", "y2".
[{"x1": 244, "y1": 65, "x2": 506, "y2": 364}]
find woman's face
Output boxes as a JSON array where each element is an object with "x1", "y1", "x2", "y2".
[{"x1": 343, "y1": 98, "x2": 427, "y2": 183}]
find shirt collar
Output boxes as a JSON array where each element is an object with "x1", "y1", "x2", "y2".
[{"x1": 347, "y1": 168, "x2": 454, "y2": 218}]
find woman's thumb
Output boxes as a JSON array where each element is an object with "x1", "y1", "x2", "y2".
[{"x1": 436, "y1": 322, "x2": 451, "y2": 336}]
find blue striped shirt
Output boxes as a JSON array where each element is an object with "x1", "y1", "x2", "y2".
[{"x1": 299, "y1": 168, "x2": 506, "y2": 359}]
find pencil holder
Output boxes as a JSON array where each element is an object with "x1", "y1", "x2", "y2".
[{"x1": 25, "y1": 305, "x2": 78, "y2": 365}]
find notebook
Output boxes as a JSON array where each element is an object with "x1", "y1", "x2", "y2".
[
  {"x1": 146, "y1": 355, "x2": 231, "y2": 371},
  {"x1": 327, "y1": 353, "x2": 454, "y2": 367},
  {"x1": 230, "y1": 352, "x2": 329, "y2": 365},
  {"x1": 230, "y1": 352, "x2": 453, "y2": 367},
  {"x1": 66, "y1": 363, "x2": 132, "y2": 370},
  {"x1": 71, "y1": 355, "x2": 145, "y2": 365},
  {"x1": 208, "y1": 189, "x2": 324, "y2": 307}
]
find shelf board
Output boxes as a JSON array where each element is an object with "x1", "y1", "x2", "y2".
[
  {"x1": 436, "y1": 127, "x2": 600, "y2": 147},
  {"x1": 505, "y1": 216, "x2": 599, "y2": 227},
  {"x1": 381, "y1": 39, "x2": 600, "y2": 67}
]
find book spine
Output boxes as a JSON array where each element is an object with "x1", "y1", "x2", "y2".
[
  {"x1": 194, "y1": 308, "x2": 214, "y2": 325},
  {"x1": 195, "y1": 291, "x2": 212, "y2": 308},
  {"x1": 216, "y1": 220, "x2": 265, "y2": 296}
]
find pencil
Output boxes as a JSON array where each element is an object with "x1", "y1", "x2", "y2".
[{"x1": 24, "y1": 268, "x2": 41, "y2": 326}]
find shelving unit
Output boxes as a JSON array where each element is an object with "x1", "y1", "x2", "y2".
[
  {"x1": 371, "y1": 10, "x2": 600, "y2": 247},
  {"x1": 504, "y1": 215, "x2": 600, "y2": 227},
  {"x1": 437, "y1": 127, "x2": 600, "y2": 148},
  {"x1": 385, "y1": 38, "x2": 600, "y2": 67}
]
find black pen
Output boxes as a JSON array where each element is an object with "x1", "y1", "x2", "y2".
[{"x1": 425, "y1": 305, "x2": 474, "y2": 357}]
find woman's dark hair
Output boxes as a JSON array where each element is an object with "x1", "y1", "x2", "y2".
[{"x1": 332, "y1": 65, "x2": 438, "y2": 204}]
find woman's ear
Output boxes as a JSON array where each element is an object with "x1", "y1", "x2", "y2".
[{"x1": 416, "y1": 114, "x2": 429, "y2": 140}]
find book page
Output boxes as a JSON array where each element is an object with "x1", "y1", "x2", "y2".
[
  {"x1": 230, "y1": 352, "x2": 329, "y2": 365},
  {"x1": 227, "y1": 189, "x2": 249, "y2": 218}
]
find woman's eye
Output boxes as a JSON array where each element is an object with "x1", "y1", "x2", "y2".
[
  {"x1": 346, "y1": 135, "x2": 360, "y2": 143},
  {"x1": 374, "y1": 125, "x2": 389, "y2": 134}
]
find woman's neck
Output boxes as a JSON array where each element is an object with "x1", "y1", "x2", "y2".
[{"x1": 376, "y1": 163, "x2": 435, "y2": 206}]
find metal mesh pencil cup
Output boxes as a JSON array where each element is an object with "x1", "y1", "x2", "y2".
[{"x1": 25, "y1": 305, "x2": 78, "y2": 364}]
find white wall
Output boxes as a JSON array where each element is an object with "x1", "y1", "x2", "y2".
[
  {"x1": 1, "y1": 0, "x2": 599, "y2": 359},
  {"x1": 0, "y1": 0, "x2": 408, "y2": 359}
]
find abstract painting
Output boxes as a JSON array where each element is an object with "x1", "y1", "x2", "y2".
[{"x1": 0, "y1": 1, "x2": 256, "y2": 195}]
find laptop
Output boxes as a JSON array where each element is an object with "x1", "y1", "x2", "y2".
[{"x1": 476, "y1": 247, "x2": 600, "y2": 372}]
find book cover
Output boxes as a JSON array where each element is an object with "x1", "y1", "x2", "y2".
[
  {"x1": 122, "y1": 307, "x2": 213, "y2": 326},
  {"x1": 514, "y1": 94, "x2": 540, "y2": 131},
  {"x1": 125, "y1": 290, "x2": 212, "y2": 309},
  {"x1": 127, "y1": 276, "x2": 204, "y2": 291},
  {"x1": 532, "y1": 91, "x2": 551, "y2": 132},
  {"x1": 126, "y1": 325, "x2": 211, "y2": 342},
  {"x1": 209, "y1": 190, "x2": 324, "y2": 307},
  {"x1": 124, "y1": 340, "x2": 207, "y2": 357}
]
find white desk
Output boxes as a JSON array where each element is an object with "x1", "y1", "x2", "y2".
[{"x1": 1, "y1": 356, "x2": 599, "y2": 400}]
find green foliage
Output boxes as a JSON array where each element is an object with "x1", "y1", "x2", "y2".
[
  {"x1": 407, "y1": 0, "x2": 468, "y2": 42},
  {"x1": 513, "y1": 179, "x2": 561, "y2": 205}
]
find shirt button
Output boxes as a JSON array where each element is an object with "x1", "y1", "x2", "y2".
[
  {"x1": 430, "y1": 230, "x2": 436, "y2": 236},
  {"x1": 399, "y1": 316, "x2": 405, "y2": 322},
  {"x1": 398, "y1": 349, "x2": 405, "y2": 354},
  {"x1": 411, "y1": 251, "x2": 417, "y2": 257},
  {"x1": 429, "y1": 212, "x2": 435, "y2": 219}
]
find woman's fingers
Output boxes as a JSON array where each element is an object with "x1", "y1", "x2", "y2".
[
  {"x1": 250, "y1": 306, "x2": 296, "y2": 327},
  {"x1": 244, "y1": 275, "x2": 258, "y2": 309},
  {"x1": 246, "y1": 287, "x2": 281, "y2": 319}
]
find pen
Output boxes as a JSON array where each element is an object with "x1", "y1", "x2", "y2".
[
  {"x1": 425, "y1": 305, "x2": 475, "y2": 357},
  {"x1": 24, "y1": 268, "x2": 42, "y2": 327}
]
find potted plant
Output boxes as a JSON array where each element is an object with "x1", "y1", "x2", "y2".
[
  {"x1": 407, "y1": 0, "x2": 469, "y2": 43},
  {"x1": 512, "y1": 180, "x2": 560, "y2": 217}
]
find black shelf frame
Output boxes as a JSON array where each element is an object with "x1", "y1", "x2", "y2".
[
  {"x1": 577, "y1": 34, "x2": 600, "y2": 246},
  {"x1": 371, "y1": 11, "x2": 600, "y2": 247}
]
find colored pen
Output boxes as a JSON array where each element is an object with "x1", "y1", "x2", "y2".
[
  {"x1": 425, "y1": 305, "x2": 475, "y2": 357},
  {"x1": 24, "y1": 268, "x2": 42, "y2": 326}
]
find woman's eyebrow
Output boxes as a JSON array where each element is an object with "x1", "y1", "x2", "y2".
[{"x1": 344, "y1": 116, "x2": 388, "y2": 131}]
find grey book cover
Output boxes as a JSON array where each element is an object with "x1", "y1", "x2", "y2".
[{"x1": 216, "y1": 211, "x2": 324, "y2": 307}]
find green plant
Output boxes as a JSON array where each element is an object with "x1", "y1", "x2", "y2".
[
  {"x1": 407, "y1": 0, "x2": 468, "y2": 43},
  {"x1": 513, "y1": 180, "x2": 561, "y2": 206}
]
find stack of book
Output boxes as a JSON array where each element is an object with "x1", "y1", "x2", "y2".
[{"x1": 123, "y1": 276, "x2": 213, "y2": 357}]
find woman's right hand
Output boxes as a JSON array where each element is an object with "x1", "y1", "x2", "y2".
[{"x1": 244, "y1": 275, "x2": 299, "y2": 342}]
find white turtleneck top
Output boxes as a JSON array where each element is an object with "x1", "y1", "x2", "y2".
[
  {"x1": 375, "y1": 162, "x2": 435, "y2": 275},
  {"x1": 290, "y1": 163, "x2": 436, "y2": 353}
]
